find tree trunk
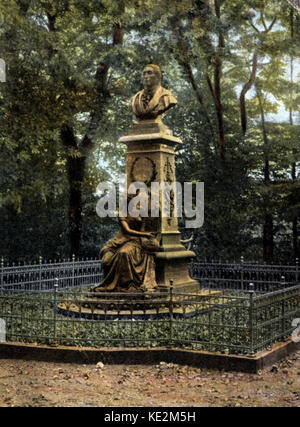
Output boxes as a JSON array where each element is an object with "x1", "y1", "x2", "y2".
[
  {"x1": 263, "y1": 152, "x2": 274, "y2": 263},
  {"x1": 60, "y1": 125, "x2": 86, "y2": 258},
  {"x1": 290, "y1": 8, "x2": 298, "y2": 262},
  {"x1": 211, "y1": 0, "x2": 225, "y2": 162},
  {"x1": 240, "y1": 52, "x2": 258, "y2": 136},
  {"x1": 263, "y1": 213, "x2": 274, "y2": 263},
  {"x1": 68, "y1": 157, "x2": 85, "y2": 259},
  {"x1": 257, "y1": 87, "x2": 274, "y2": 263},
  {"x1": 292, "y1": 155, "x2": 298, "y2": 261},
  {"x1": 213, "y1": 57, "x2": 225, "y2": 162},
  {"x1": 291, "y1": 114, "x2": 298, "y2": 263},
  {"x1": 292, "y1": 216, "x2": 298, "y2": 262}
]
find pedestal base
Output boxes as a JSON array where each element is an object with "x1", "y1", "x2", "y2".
[
  {"x1": 154, "y1": 230, "x2": 199, "y2": 293},
  {"x1": 119, "y1": 118, "x2": 200, "y2": 294},
  {"x1": 155, "y1": 252, "x2": 199, "y2": 293}
]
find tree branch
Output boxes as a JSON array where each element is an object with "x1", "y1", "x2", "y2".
[
  {"x1": 206, "y1": 73, "x2": 218, "y2": 108},
  {"x1": 83, "y1": 61, "x2": 110, "y2": 144},
  {"x1": 264, "y1": 17, "x2": 276, "y2": 34},
  {"x1": 113, "y1": 22, "x2": 123, "y2": 45},
  {"x1": 260, "y1": 12, "x2": 268, "y2": 32},
  {"x1": 47, "y1": 13, "x2": 56, "y2": 32},
  {"x1": 240, "y1": 52, "x2": 258, "y2": 136},
  {"x1": 169, "y1": 15, "x2": 215, "y2": 136},
  {"x1": 247, "y1": 18, "x2": 261, "y2": 33},
  {"x1": 181, "y1": 61, "x2": 215, "y2": 134},
  {"x1": 248, "y1": 15, "x2": 276, "y2": 35},
  {"x1": 60, "y1": 123, "x2": 78, "y2": 149}
]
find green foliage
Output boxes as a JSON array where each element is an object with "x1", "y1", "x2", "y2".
[{"x1": 0, "y1": 0, "x2": 299, "y2": 262}]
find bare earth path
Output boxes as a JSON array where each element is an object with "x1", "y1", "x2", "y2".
[{"x1": 0, "y1": 351, "x2": 299, "y2": 407}]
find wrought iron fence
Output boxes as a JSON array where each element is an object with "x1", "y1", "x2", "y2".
[
  {"x1": 0, "y1": 257, "x2": 102, "y2": 291},
  {"x1": 191, "y1": 261, "x2": 299, "y2": 293},
  {"x1": 1, "y1": 258, "x2": 298, "y2": 293},
  {"x1": 0, "y1": 285, "x2": 299, "y2": 355},
  {"x1": 0, "y1": 258, "x2": 299, "y2": 355}
]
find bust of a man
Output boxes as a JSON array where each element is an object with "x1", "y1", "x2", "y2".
[{"x1": 131, "y1": 64, "x2": 178, "y2": 120}]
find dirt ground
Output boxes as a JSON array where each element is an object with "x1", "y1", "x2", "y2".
[{"x1": 0, "y1": 351, "x2": 299, "y2": 407}]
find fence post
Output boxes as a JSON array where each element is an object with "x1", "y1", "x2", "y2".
[
  {"x1": 53, "y1": 277, "x2": 59, "y2": 342},
  {"x1": 281, "y1": 276, "x2": 285, "y2": 339},
  {"x1": 72, "y1": 254, "x2": 75, "y2": 288},
  {"x1": 241, "y1": 255, "x2": 244, "y2": 291},
  {"x1": 249, "y1": 283, "x2": 255, "y2": 355},
  {"x1": 169, "y1": 280, "x2": 174, "y2": 347},
  {"x1": 39, "y1": 256, "x2": 42, "y2": 291},
  {"x1": 0, "y1": 257, "x2": 3, "y2": 293}
]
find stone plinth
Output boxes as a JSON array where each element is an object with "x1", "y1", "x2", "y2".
[{"x1": 118, "y1": 118, "x2": 199, "y2": 293}]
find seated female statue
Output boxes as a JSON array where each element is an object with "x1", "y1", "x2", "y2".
[{"x1": 93, "y1": 212, "x2": 160, "y2": 293}]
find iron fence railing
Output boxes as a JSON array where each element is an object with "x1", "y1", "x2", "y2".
[
  {"x1": 1, "y1": 258, "x2": 299, "y2": 293},
  {"x1": 0, "y1": 259, "x2": 299, "y2": 355},
  {"x1": 0, "y1": 257, "x2": 102, "y2": 291},
  {"x1": 191, "y1": 261, "x2": 299, "y2": 293},
  {"x1": 0, "y1": 284, "x2": 299, "y2": 355}
]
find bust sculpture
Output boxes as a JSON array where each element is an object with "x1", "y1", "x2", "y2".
[{"x1": 131, "y1": 64, "x2": 178, "y2": 120}]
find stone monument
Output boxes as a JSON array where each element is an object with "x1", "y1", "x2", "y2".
[{"x1": 94, "y1": 64, "x2": 198, "y2": 294}]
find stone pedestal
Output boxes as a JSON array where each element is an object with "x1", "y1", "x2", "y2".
[{"x1": 119, "y1": 118, "x2": 199, "y2": 293}]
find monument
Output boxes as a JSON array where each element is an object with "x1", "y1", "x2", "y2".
[{"x1": 94, "y1": 64, "x2": 199, "y2": 294}]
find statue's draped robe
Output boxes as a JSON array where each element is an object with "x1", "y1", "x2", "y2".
[{"x1": 95, "y1": 215, "x2": 159, "y2": 292}]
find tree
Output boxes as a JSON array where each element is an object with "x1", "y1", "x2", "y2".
[{"x1": 0, "y1": 0, "x2": 133, "y2": 257}]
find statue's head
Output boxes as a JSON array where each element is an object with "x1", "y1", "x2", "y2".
[{"x1": 143, "y1": 64, "x2": 162, "y2": 91}]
